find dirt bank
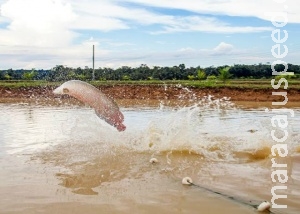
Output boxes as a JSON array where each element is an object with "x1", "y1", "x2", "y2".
[{"x1": 0, "y1": 84, "x2": 299, "y2": 102}]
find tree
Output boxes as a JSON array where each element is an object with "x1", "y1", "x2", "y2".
[
  {"x1": 204, "y1": 66, "x2": 218, "y2": 76},
  {"x1": 197, "y1": 69, "x2": 206, "y2": 80},
  {"x1": 23, "y1": 69, "x2": 37, "y2": 80},
  {"x1": 218, "y1": 67, "x2": 232, "y2": 83},
  {"x1": 0, "y1": 70, "x2": 4, "y2": 80},
  {"x1": 4, "y1": 73, "x2": 11, "y2": 80},
  {"x1": 1, "y1": 63, "x2": 300, "y2": 81}
]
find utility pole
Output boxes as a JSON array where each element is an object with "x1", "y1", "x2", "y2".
[{"x1": 92, "y1": 44, "x2": 95, "y2": 81}]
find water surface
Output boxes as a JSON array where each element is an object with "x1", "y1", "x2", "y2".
[{"x1": 0, "y1": 98, "x2": 299, "y2": 214}]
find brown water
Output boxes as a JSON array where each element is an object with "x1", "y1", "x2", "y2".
[{"x1": 0, "y1": 98, "x2": 299, "y2": 214}]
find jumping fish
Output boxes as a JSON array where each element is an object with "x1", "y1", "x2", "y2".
[{"x1": 53, "y1": 80, "x2": 126, "y2": 131}]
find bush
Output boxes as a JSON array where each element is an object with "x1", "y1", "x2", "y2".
[
  {"x1": 197, "y1": 69, "x2": 206, "y2": 80},
  {"x1": 207, "y1": 75, "x2": 217, "y2": 81},
  {"x1": 274, "y1": 75, "x2": 292, "y2": 81},
  {"x1": 187, "y1": 75, "x2": 195, "y2": 80},
  {"x1": 122, "y1": 75, "x2": 131, "y2": 81},
  {"x1": 218, "y1": 67, "x2": 232, "y2": 83}
]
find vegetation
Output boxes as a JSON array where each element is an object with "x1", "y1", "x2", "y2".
[
  {"x1": 218, "y1": 67, "x2": 232, "y2": 83},
  {"x1": 197, "y1": 69, "x2": 206, "y2": 80},
  {"x1": 1, "y1": 78, "x2": 300, "y2": 90},
  {"x1": 0, "y1": 63, "x2": 299, "y2": 83}
]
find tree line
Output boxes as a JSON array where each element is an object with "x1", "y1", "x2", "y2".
[{"x1": 1, "y1": 63, "x2": 299, "y2": 81}]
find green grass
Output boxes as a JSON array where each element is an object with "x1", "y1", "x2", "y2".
[
  {"x1": 0, "y1": 80, "x2": 59, "y2": 88},
  {"x1": 1, "y1": 79, "x2": 300, "y2": 89}
]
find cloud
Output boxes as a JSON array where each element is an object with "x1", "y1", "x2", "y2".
[
  {"x1": 150, "y1": 16, "x2": 272, "y2": 34},
  {"x1": 70, "y1": 0, "x2": 167, "y2": 31},
  {"x1": 0, "y1": 0, "x2": 274, "y2": 49},
  {"x1": 0, "y1": 0, "x2": 76, "y2": 47},
  {"x1": 0, "y1": 0, "x2": 298, "y2": 69},
  {"x1": 119, "y1": 0, "x2": 300, "y2": 23},
  {"x1": 70, "y1": 0, "x2": 273, "y2": 34},
  {"x1": 213, "y1": 42, "x2": 234, "y2": 55},
  {"x1": 175, "y1": 42, "x2": 236, "y2": 58}
]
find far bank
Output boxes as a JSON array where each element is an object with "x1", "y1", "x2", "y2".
[{"x1": 0, "y1": 81, "x2": 300, "y2": 102}]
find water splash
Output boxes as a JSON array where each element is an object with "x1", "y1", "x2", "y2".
[{"x1": 34, "y1": 95, "x2": 299, "y2": 164}]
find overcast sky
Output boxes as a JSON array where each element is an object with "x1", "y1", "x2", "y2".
[{"x1": 0, "y1": 0, "x2": 299, "y2": 69}]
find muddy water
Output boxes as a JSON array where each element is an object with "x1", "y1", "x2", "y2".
[{"x1": 0, "y1": 98, "x2": 299, "y2": 214}]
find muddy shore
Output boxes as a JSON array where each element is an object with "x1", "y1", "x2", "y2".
[{"x1": 0, "y1": 84, "x2": 299, "y2": 102}]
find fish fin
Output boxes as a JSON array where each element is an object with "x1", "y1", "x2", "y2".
[
  {"x1": 94, "y1": 109, "x2": 114, "y2": 126},
  {"x1": 94, "y1": 109, "x2": 125, "y2": 131}
]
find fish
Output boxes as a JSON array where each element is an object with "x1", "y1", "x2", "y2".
[{"x1": 53, "y1": 80, "x2": 126, "y2": 131}]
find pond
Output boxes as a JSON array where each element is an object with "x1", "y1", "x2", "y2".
[{"x1": 0, "y1": 98, "x2": 299, "y2": 214}]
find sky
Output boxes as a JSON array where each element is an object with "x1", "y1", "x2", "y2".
[{"x1": 0, "y1": 0, "x2": 299, "y2": 69}]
